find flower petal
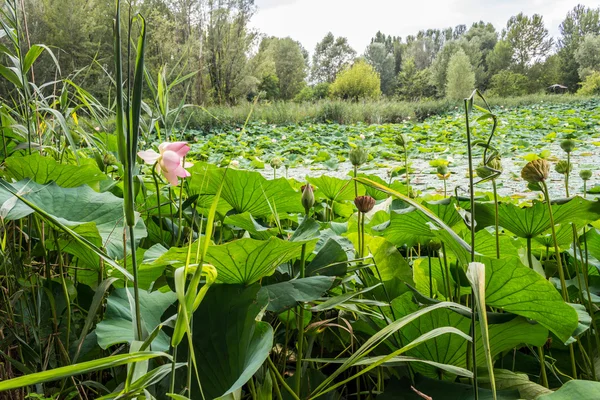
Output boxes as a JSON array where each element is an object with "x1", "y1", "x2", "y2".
[
  {"x1": 160, "y1": 150, "x2": 181, "y2": 172},
  {"x1": 173, "y1": 165, "x2": 191, "y2": 178},
  {"x1": 162, "y1": 142, "x2": 190, "y2": 158},
  {"x1": 137, "y1": 149, "x2": 160, "y2": 164},
  {"x1": 163, "y1": 168, "x2": 180, "y2": 186}
]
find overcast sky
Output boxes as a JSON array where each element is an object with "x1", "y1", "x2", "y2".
[{"x1": 251, "y1": 0, "x2": 599, "y2": 54}]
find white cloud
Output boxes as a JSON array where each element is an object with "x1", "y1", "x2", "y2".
[{"x1": 251, "y1": 0, "x2": 599, "y2": 55}]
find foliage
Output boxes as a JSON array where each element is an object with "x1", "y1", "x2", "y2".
[
  {"x1": 364, "y1": 42, "x2": 396, "y2": 95},
  {"x1": 489, "y1": 71, "x2": 529, "y2": 97},
  {"x1": 504, "y1": 13, "x2": 553, "y2": 71},
  {"x1": 4, "y1": 2, "x2": 600, "y2": 399},
  {"x1": 445, "y1": 49, "x2": 475, "y2": 100},
  {"x1": 311, "y1": 32, "x2": 356, "y2": 83},
  {"x1": 578, "y1": 71, "x2": 600, "y2": 95},
  {"x1": 329, "y1": 60, "x2": 381, "y2": 101},
  {"x1": 574, "y1": 34, "x2": 600, "y2": 79}
]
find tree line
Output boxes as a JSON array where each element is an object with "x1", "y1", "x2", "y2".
[{"x1": 8, "y1": 1, "x2": 600, "y2": 105}]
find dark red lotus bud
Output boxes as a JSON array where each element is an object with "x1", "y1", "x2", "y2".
[{"x1": 354, "y1": 195, "x2": 376, "y2": 213}]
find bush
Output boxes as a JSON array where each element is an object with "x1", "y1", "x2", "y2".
[
  {"x1": 488, "y1": 70, "x2": 529, "y2": 97},
  {"x1": 181, "y1": 94, "x2": 595, "y2": 132},
  {"x1": 578, "y1": 71, "x2": 600, "y2": 96},
  {"x1": 329, "y1": 60, "x2": 381, "y2": 101}
]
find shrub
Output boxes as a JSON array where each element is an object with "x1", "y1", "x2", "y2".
[
  {"x1": 578, "y1": 71, "x2": 600, "y2": 96},
  {"x1": 488, "y1": 70, "x2": 529, "y2": 97},
  {"x1": 329, "y1": 60, "x2": 381, "y2": 101}
]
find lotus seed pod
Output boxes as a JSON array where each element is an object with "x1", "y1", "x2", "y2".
[
  {"x1": 580, "y1": 170, "x2": 593, "y2": 181},
  {"x1": 301, "y1": 184, "x2": 315, "y2": 215},
  {"x1": 354, "y1": 195, "x2": 376, "y2": 213},
  {"x1": 521, "y1": 159, "x2": 550, "y2": 184},
  {"x1": 270, "y1": 157, "x2": 282, "y2": 169},
  {"x1": 555, "y1": 160, "x2": 573, "y2": 175},
  {"x1": 349, "y1": 147, "x2": 369, "y2": 167},
  {"x1": 427, "y1": 240, "x2": 442, "y2": 253},
  {"x1": 560, "y1": 139, "x2": 576, "y2": 154}
]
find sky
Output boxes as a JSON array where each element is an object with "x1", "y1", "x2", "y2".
[{"x1": 251, "y1": 0, "x2": 599, "y2": 55}]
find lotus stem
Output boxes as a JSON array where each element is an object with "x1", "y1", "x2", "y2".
[
  {"x1": 295, "y1": 240, "x2": 307, "y2": 396},
  {"x1": 404, "y1": 146, "x2": 410, "y2": 196},
  {"x1": 464, "y1": 97, "x2": 478, "y2": 399},
  {"x1": 128, "y1": 225, "x2": 143, "y2": 341},
  {"x1": 538, "y1": 346, "x2": 548, "y2": 387},
  {"x1": 540, "y1": 180, "x2": 577, "y2": 378},
  {"x1": 565, "y1": 153, "x2": 570, "y2": 197},
  {"x1": 152, "y1": 163, "x2": 164, "y2": 244},
  {"x1": 492, "y1": 179, "x2": 500, "y2": 259}
]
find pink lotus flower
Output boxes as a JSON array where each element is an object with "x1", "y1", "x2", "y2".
[{"x1": 138, "y1": 142, "x2": 192, "y2": 186}]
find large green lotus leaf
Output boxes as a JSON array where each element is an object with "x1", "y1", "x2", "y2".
[
  {"x1": 537, "y1": 380, "x2": 600, "y2": 399},
  {"x1": 45, "y1": 223, "x2": 103, "y2": 286},
  {"x1": 306, "y1": 235, "x2": 353, "y2": 276},
  {"x1": 260, "y1": 276, "x2": 335, "y2": 312},
  {"x1": 481, "y1": 369, "x2": 551, "y2": 399},
  {"x1": 95, "y1": 288, "x2": 176, "y2": 351},
  {"x1": 378, "y1": 376, "x2": 519, "y2": 400},
  {"x1": 472, "y1": 229, "x2": 519, "y2": 259},
  {"x1": 483, "y1": 257, "x2": 578, "y2": 343},
  {"x1": 0, "y1": 180, "x2": 146, "y2": 258},
  {"x1": 187, "y1": 163, "x2": 303, "y2": 217},
  {"x1": 366, "y1": 292, "x2": 548, "y2": 379},
  {"x1": 190, "y1": 284, "x2": 273, "y2": 399},
  {"x1": 585, "y1": 228, "x2": 600, "y2": 262},
  {"x1": 383, "y1": 198, "x2": 464, "y2": 247},
  {"x1": 474, "y1": 197, "x2": 600, "y2": 238},
  {"x1": 3, "y1": 154, "x2": 106, "y2": 189},
  {"x1": 204, "y1": 237, "x2": 306, "y2": 285},
  {"x1": 223, "y1": 212, "x2": 275, "y2": 240},
  {"x1": 306, "y1": 175, "x2": 359, "y2": 202},
  {"x1": 347, "y1": 233, "x2": 414, "y2": 284}
]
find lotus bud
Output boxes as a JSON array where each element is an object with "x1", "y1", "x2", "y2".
[
  {"x1": 301, "y1": 184, "x2": 314, "y2": 215},
  {"x1": 103, "y1": 153, "x2": 118, "y2": 166},
  {"x1": 270, "y1": 157, "x2": 282, "y2": 169},
  {"x1": 436, "y1": 165, "x2": 450, "y2": 180},
  {"x1": 555, "y1": 160, "x2": 572, "y2": 175},
  {"x1": 354, "y1": 195, "x2": 376, "y2": 213},
  {"x1": 560, "y1": 139, "x2": 576, "y2": 154},
  {"x1": 580, "y1": 170, "x2": 592, "y2": 181},
  {"x1": 349, "y1": 147, "x2": 368, "y2": 167},
  {"x1": 521, "y1": 159, "x2": 550, "y2": 184},
  {"x1": 476, "y1": 157, "x2": 502, "y2": 180},
  {"x1": 395, "y1": 134, "x2": 408, "y2": 148}
]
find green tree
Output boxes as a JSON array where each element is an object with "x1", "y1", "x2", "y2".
[
  {"x1": 204, "y1": 0, "x2": 256, "y2": 104},
  {"x1": 364, "y1": 42, "x2": 396, "y2": 95},
  {"x1": 311, "y1": 32, "x2": 356, "y2": 83},
  {"x1": 504, "y1": 13, "x2": 553, "y2": 71},
  {"x1": 574, "y1": 34, "x2": 600, "y2": 78},
  {"x1": 430, "y1": 39, "x2": 484, "y2": 97},
  {"x1": 396, "y1": 57, "x2": 434, "y2": 100},
  {"x1": 558, "y1": 5, "x2": 600, "y2": 89},
  {"x1": 445, "y1": 49, "x2": 475, "y2": 100},
  {"x1": 329, "y1": 59, "x2": 381, "y2": 100},
  {"x1": 272, "y1": 37, "x2": 307, "y2": 99},
  {"x1": 488, "y1": 70, "x2": 529, "y2": 97},
  {"x1": 486, "y1": 40, "x2": 514, "y2": 75},
  {"x1": 258, "y1": 73, "x2": 279, "y2": 100}
]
